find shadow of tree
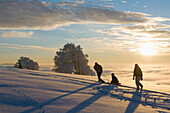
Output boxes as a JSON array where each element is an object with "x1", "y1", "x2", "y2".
[
  {"x1": 21, "y1": 82, "x2": 102, "y2": 113},
  {"x1": 0, "y1": 93, "x2": 37, "y2": 107}
]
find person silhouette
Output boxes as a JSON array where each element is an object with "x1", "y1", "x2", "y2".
[
  {"x1": 94, "y1": 62, "x2": 105, "y2": 83},
  {"x1": 133, "y1": 64, "x2": 143, "y2": 90},
  {"x1": 110, "y1": 73, "x2": 120, "y2": 85}
]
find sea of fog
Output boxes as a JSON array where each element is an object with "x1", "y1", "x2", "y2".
[
  {"x1": 39, "y1": 63, "x2": 170, "y2": 86},
  {"x1": 103, "y1": 64, "x2": 170, "y2": 85},
  {"x1": 39, "y1": 63, "x2": 170, "y2": 93}
]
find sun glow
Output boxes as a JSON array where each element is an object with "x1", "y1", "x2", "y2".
[{"x1": 140, "y1": 43, "x2": 157, "y2": 56}]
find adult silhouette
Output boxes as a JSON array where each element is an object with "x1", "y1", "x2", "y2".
[
  {"x1": 133, "y1": 64, "x2": 143, "y2": 90},
  {"x1": 94, "y1": 62, "x2": 105, "y2": 83}
]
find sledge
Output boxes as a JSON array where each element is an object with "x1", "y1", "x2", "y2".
[
  {"x1": 109, "y1": 82, "x2": 121, "y2": 86},
  {"x1": 99, "y1": 79, "x2": 121, "y2": 86}
]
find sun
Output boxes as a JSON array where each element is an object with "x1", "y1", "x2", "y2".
[{"x1": 140, "y1": 43, "x2": 157, "y2": 56}]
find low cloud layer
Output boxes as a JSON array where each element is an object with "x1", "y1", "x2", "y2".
[
  {"x1": 0, "y1": 0, "x2": 168, "y2": 30},
  {"x1": 1, "y1": 31, "x2": 34, "y2": 38}
]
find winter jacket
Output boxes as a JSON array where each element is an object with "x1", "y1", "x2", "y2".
[
  {"x1": 133, "y1": 65, "x2": 143, "y2": 80},
  {"x1": 94, "y1": 64, "x2": 103, "y2": 73},
  {"x1": 111, "y1": 74, "x2": 119, "y2": 84}
]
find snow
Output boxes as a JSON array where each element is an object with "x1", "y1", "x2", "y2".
[
  {"x1": 0, "y1": 65, "x2": 169, "y2": 113},
  {"x1": 14, "y1": 57, "x2": 39, "y2": 70},
  {"x1": 53, "y1": 43, "x2": 94, "y2": 75}
]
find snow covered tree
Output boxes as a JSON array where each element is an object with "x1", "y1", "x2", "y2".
[
  {"x1": 14, "y1": 57, "x2": 39, "y2": 70},
  {"x1": 53, "y1": 43, "x2": 94, "y2": 75}
]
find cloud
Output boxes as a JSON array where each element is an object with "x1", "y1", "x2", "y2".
[
  {"x1": 68, "y1": 35, "x2": 170, "y2": 56},
  {"x1": 120, "y1": 24, "x2": 169, "y2": 31},
  {"x1": 121, "y1": 1, "x2": 127, "y2": 3},
  {"x1": 0, "y1": 0, "x2": 165, "y2": 30},
  {"x1": 141, "y1": 30, "x2": 170, "y2": 38},
  {"x1": 110, "y1": 24, "x2": 170, "y2": 38},
  {"x1": 0, "y1": 43, "x2": 56, "y2": 52},
  {"x1": 152, "y1": 17, "x2": 170, "y2": 22},
  {"x1": 67, "y1": 37, "x2": 136, "y2": 53},
  {"x1": 76, "y1": 0, "x2": 85, "y2": 4},
  {"x1": 1, "y1": 31, "x2": 34, "y2": 38},
  {"x1": 68, "y1": 23, "x2": 170, "y2": 55}
]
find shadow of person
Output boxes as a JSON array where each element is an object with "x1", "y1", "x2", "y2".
[
  {"x1": 66, "y1": 84, "x2": 113, "y2": 113},
  {"x1": 125, "y1": 89, "x2": 142, "y2": 113}
]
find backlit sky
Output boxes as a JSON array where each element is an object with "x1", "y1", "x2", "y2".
[{"x1": 0, "y1": 0, "x2": 170, "y2": 65}]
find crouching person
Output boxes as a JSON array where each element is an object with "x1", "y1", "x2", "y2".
[{"x1": 110, "y1": 73, "x2": 120, "y2": 85}]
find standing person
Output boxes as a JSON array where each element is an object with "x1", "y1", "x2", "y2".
[
  {"x1": 94, "y1": 62, "x2": 104, "y2": 83},
  {"x1": 133, "y1": 64, "x2": 143, "y2": 90}
]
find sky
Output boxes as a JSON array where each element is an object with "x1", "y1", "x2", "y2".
[{"x1": 0, "y1": 0, "x2": 170, "y2": 65}]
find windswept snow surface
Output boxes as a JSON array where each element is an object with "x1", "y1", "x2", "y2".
[{"x1": 0, "y1": 66, "x2": 169, "y2": 113}]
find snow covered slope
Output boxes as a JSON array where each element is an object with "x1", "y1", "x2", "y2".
[{"x1": 0, "y1": 67, "x2": 169, "y2": 113}]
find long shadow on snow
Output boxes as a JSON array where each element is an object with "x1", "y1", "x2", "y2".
[
  {"x1": 125, "y1": 90, "x2": 142, "y2": 113},
  {"x1": 6, "y1": 69, "x2": 170, "y2": 112},
  {"x1": 0, "y1": 93, "x2": 37, "y2": 107},
  {"x1": 120, "y1": 85, "x2": 170, "y2": 96},
  {"x1": 29, "y1": 73, "x2": 96, "y2": 83},
  {"x1": 9, "y1": 69, "x2": 170, "y2": 97},
  {"x1": 10, "y1": 69, "x2": 96, "y2": 83},
  {"x1": 1, "y1": 75, "x2": 93, "y2": 89},
  {"x1": 21, "y1": 82, "x2": 102, "y2": 113},
  {"x1": 0, "y1": 84, "x2": 29, "y2": 88},
  {"x1": 108, "y1": 85, "x2": 170, "y2": 111},
  {"x1": 111, "y1": 85, "x2": 170, "y2": 111},
  {"x1": 0, "y1": 83, "x2": 94, "y2": 99},
  {"x1": 66, "y1": 85, "x2": 110, "y2": 113},
  {"x1": 67, "y1": 85, "x2": 170, "y2": 113},
  {"x1": 19, "y1": 75, "x2": 93, "y2": 86}
]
